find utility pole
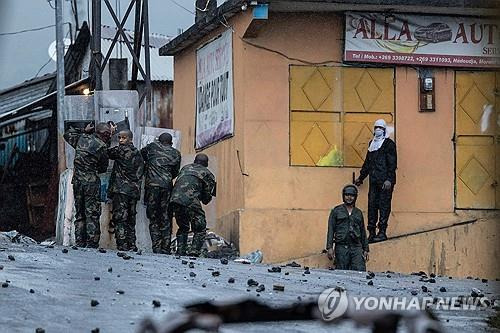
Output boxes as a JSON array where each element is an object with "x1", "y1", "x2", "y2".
[
  {"x1": 56, "y1": 0, "x2": 66, "y2": 174},
  {"x1": 91, "y1": 0, "x2": 102, "y2": 90}
]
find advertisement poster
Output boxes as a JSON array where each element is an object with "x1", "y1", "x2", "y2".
[
  {"x1": 196, "y1": 29, "x2": 234, "y2": 149},
  {"x1": 345, "y1": 12, "x2": 499, "y2": 68}
]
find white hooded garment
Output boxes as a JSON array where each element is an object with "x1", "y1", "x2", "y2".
[{"x1": 368, "y1": 119, "x2": 389, "y2": 152}]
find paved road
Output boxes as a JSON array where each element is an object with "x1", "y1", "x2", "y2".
[{"x1": 0, "y1": 242, "x2": 498, "y2": 332}]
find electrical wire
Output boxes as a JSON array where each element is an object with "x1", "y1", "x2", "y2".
[
  {"x1": 195, "y1": 0, "x2": 211, "y2": 12},
  {"x1": 46, "y1": 0, "x2": 55, "y2": 10},
  {"x1": 0, "y1": 24, "x2": 55, "y2": 37},
  {"x1": 170, "y1": 0, "x2": 195, "y2": 15}
]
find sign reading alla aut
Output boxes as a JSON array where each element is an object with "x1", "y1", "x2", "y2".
[
  {"x1": 345, "y1": 12, "x2": 499, "y2": 68},
  {"x1": 195, "y1": 29, "x2": 234, "y2": 149}
]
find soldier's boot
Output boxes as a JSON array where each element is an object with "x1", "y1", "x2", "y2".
[
  {"x1": 176, "y1": 234, "x2": 188, "y2": 256},
  {"x1": 368, "y1": 228, "x2": 377, "y2": 244},
  {"x1": 188, "y1": 233, "x2": 205, "y2": 257}
]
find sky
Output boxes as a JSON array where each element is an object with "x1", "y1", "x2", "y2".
[{"x1": 0, "y1": 0, "x2": 221, "y2": 90}]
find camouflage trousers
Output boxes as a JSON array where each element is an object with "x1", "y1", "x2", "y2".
[
  {"x1": 367, "y1": 182, "x2": 394, "y2": 234},
  {"x1": 73, "y1": 181, "x2": 101, "y2": 248},
  {"x1": 145, "y1": 186, "x2": 172, "y2": 254},
  {"x1": 170, "y1": 202, "x2": 206, "y2": 257},
  {"x1": 111, "y1": 193, "x2": 137, "y2": 251},
  {"x1": 334, "y1": 244, "x2": 366, "y2": 271}
]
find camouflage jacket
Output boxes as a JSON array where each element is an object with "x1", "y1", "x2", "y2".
[
  {"x1": 170, "y1": 163, "x2": 215, "y2": 209},
  {"x1": 140, "y1": 141, "x2": 181, "y2": 189},
  {"x1": 63, "y1": 127, "x2": 109, "y2": 184},
  {"x1": 107, "y1": 143, "x2": 144, "y2": 199},
  {"x1": 326, "y1": 204, "x2": 369, "y2": 252}
]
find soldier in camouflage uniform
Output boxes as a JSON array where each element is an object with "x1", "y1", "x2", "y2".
[
  {"x1": 326, "y1": 185, "x2": 369, "y2": 271},
  {"x1": 107, "y1": 130, "x2": 144, "y2": 251},
  {"x1": 170, "y1": 154, "x2": 215, "y2": 257},
  {"x1": 64, "y1": 122, "x2": 112, "y2": 248},
  {"x1": 141, "y1": 133, "x2": 181, "y2": 254}
]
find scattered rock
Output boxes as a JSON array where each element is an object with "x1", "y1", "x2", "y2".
[
  {"x1": 212, "y1": 271, "x2": 220, "y2": 277},
  {"x1": 108, "y1": 267, "x2": 113, "y2": 273},
  {"x1": 1, "y1": 282, "x2": 8, "y2": 288},
  {"x1": 449, "y1": 276, "x2": 453, "y2": 279},
  {"x1": 411, "y1": 290, "x2": 418, "y2": 296},
  {"x1": 71, "y1": 246, "x2": 78, "y2": 250},
  {"x1": 247, "y1": 279, "x2": 259, "y2": 287},
  {"x1": 0, "y1": 265, "x2": 3, "y2": 270},
  {"x1": 91, "y1": 328, "x2": 100, "y2": 333},
  {"x1": 286, "y1": 261, "x2": 301, "y2": 268},
  {"x1": 94, "y1": 276, "x2": 100, "y2": 281},
  {"x1": 440, "y1": 287, "x2": 447, "y2": 292},
  {"x1": 304, "y1": 268, "x2": 311, "y2": 275},
  {"x1": 188, "y1": 262, "x2": 195, "y2": 269},
  {"x1": 428, "y1": 278, "x2": 436, "y2": 283},
  {"x1": 471, "y1": 288, "x2": 484, "y2": 298},
  {"x1": 98, "y1": 248, "x2": 107, "y2": 253},
  {"x1": 284, "y1": 272, "x2": 289, "y2": 275},
  {"x1": 421, "y1": 286, "x2": 428, "y2": 292},
  {"x1": 202, "y1": 284, "x2": 206, "y2": 288},
  {"x1": 466, "y1": 276, "x2": 473, "y2": 279},
  {"x1": 116, "y1": 290, "x2": 125, "y2": 295},
  {"x1": 268, "y1": 266, "x2": 281, "y2": 273},
  {"x1": 90, "y1": 300, "x2": 99, "y2": 307},
  {"x1": 30, "y1": 289, "x2": 35, "y2": 293},
  {"x1": 430, "y1": 273, "x2": 436, "y2": 278},
  {"x1": 117, "y1": 252, "x2": 126, "y2": 257},
  {"x1": 122, "y1": 255, "x2": 132, "y2": 260},
  {"x1": 386, "y1": 274, "x2": 391, "y2": 278},
  {"x1": 8, "y1": 255, "x2": 15, "y2": 261},
  {"x1": 62, "y1": 249, "x2": 69, "y2": 254},
  {"x1": 181, "y1": 260, "x2": 188, "y2": 265},
  {"x1": 273, "y1": 284, "x2": 285, "y2": 292},
  {"x1": 228, "y1": 277, "x2": 235, "y2": 283},
  {"x1": 190, "y1": 272, "x2": 197, "y2": 278},
  {"x1": 136, "y1": 250, "x2": 142, "y2": 255},
  {"x1": 220, "y1": 258, "x2": 229, "y2": 265},
  {"x1": 367, "y1": 280, "x2": 374, "y2": 286},
  {"x1": 256, "y1": 284, "x2": 265, "y2": 292},
  {"x1": 482, "y1": 279, "x2": 488, "y2": 283},
  {"x1": 367, "y1": 271, "x2": 375, "y2": 278},
  {"x1": 46, "y1": 245, "x2": 54, "y2": 248},
  {"x1": 418, "y1": 271, "x2": 426, "y2": 276},
  {"x1": 35, "y1": 328, "x2": 45, "y2": 333},
  {"x1": 152, "y1": 300, "x2": 161, "y2": 307},
  {"x1": 189, "y1": 257, "x2": 197, "y2": 260}
]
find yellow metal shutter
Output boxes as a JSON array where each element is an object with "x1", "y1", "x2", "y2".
[
  {"x1": 342, "y1": 68, "x2": 394, "y2": 167},
  {"x1": 455, "y1": 71, "x2": 497, "y2": 209}
]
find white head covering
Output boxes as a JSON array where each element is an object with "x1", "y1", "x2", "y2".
[{"x1": 368, "y1": 119, "x2": 387, "y2": 152}]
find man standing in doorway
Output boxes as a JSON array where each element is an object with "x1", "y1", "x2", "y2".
[
  {"x1": 64, "y1": 122, "x2": 113, "y2": 248},
  {"x1": 355, "y1": 119, "x2": 397, "y2": 243},
  {"x1": 170, "y1": 154, "x2": 216, "y2": 257},
  {"x1": 326, "y1": 184, "x2": 369, "y2": 271},
  {"x1": 141, "y1": 133, "x2": 181, "y2": 254}
]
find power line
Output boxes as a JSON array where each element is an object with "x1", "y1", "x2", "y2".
[
  {"x1": 0, "y1": 24, "x2": 55, "y2": 37},
  {"x1": 170, "y1": 0, "x2": 194, "y2": 15}
]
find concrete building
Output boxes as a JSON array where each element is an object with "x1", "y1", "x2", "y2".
[{"x1": 160, "y1": 0, "x2": 500, "y2": 278}]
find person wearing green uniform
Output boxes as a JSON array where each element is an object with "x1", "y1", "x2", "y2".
[{"x1": 326, "y1": 184, "x2": 369, "y2": 271}]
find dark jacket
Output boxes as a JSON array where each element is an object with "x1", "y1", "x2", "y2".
[
  {"x1": 63, "y1": 127, "x2": 109, "y2": 184},
  {"x1": 170, "y1": 163, "x2": 215, "y2": 209},
  {"x1": 326, "y1": 204, "x2": 369, "y2": 252},
  {"x1": 141, "y1": 141, "x2": 181, "y2": 189},
  {"x1": 107, "y1": 143, "x2": 144, "y2": 199},
  {"x1": 359, "y1": 138, "x2": 397, "y2": 185}
]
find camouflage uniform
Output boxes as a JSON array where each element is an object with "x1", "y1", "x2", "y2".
[
  {"x1": 141, "y1": 142, "x2": 181, "y2": 254},
  {"x1": 326, "y1": 204, "x2": 369, "y2": 271},
  {"x1": 108, "y1": 143, "x2": 144, "y2": 251},
  {"x1": 64, "y1": 127, "x2": 109, "y2": 248},
  {"x1": 170, "y1": 163, "x2": 215, "y2": 256}
]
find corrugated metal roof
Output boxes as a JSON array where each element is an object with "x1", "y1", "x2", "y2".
[
  {"x1": 100, "y1": 25, "x2": 173, "y2": 81},
  {"x1": 0, "y1": 73, "x2": 55, "y2": 115}
]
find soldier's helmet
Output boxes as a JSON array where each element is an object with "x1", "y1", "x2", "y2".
[{"x1": 342, "y1": 184, "x2": 358, "y2": 197}]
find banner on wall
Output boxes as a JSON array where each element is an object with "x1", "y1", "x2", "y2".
[
  {"x1": 344, "y1": 12, "x2": 499, "y2": 68},
  {"x1": 195, "y1": 29, "x2": 234, "y2": 149}
]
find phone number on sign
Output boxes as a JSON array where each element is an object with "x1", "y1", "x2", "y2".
[{"x1": 376, "y1": 54, "x2": 453, "y2": 64}]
